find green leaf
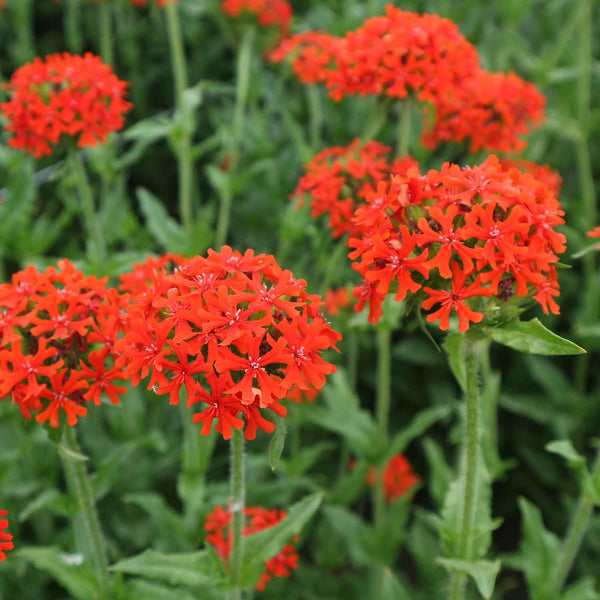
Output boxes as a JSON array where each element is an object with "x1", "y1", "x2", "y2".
[
  {"x1": 388, "y1": 404, "x2": 454, "y2": 457},
  {"x1": 318, "y1": 505, "x2": 373, "y2": 568},
  {"x1": 545, "y1": 440, "x2": 586, "y2": 467},
  {"x1": 240, "y1": 493, "x2": 323, "y2": 588},
  {"x1": 269, "y1": 412, "x2": 287, "y2": 471},
  {"x1": 17, "y1": 546, "x2": 100, "y2": 600},
  {"x1": 124, "y1": 493, "x2": 189, "y2": 551},
  {"x1": 561, "y1": 577, "x2": 600, "y2": 600},
  {"x1": 438, "y1": 558, "x2": 501, "y2": 599},
  {"x1": 439, "y1": 457, "x2": 499, "y2": 560},
  {"x1": 123, "y1": 116, "x2": 173, "y2": 143},
  {"x1": 136, "y1": 187, "x2": 188, "y2": 254},
  {"x1": 123, "y1": 579, "x2": 200, "y2": 600},
  {"x1": 111, "y1": 549, "x2": 226, "y2": 588},
  {"x1": 503, "y1": 498, "x2": 561, "y2": 600},
  {"x1": 382, "y1": 567, "x2": 413, "y2": 600},
  {"x1": 444, "y1": 333, "x2": 466, "y2": 390},
  {"x1": 422, "y1": 438, "x2": 453, "y2": 508},
  {"x1": 482, "y1": 319, "x2": 585, "y2": 355},
  {"x1": 309, "y1": 370, "x2": 381, "y2": 460}
]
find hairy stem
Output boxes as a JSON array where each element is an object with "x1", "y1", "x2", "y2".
[
  {"x1": 60, "y1": 427, "x2": 110, "y2": 597},
  {"x1": 229, "y1": 429, "x2": 246, "y2": 599},
  {"x1": 448, "y1": 337, "x2": 482, "y2": 600}
]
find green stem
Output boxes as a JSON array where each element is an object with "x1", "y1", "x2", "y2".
[
  {"x1": 552, "y1": 453, "x2": 600, "y2": 594},
  {"x1": 574, "y1": 0, "x2": 596, "y2": 395},
  {"x1": 215, "y1": 28, "x2": 254, "y2": 248},
  {"x1": 397, "y1": 99, "x2": 411, "y2": 157},
  {"x1": 65, "y1": 0, "x2": 83, "y2": 54},
  {"x1": 165, "y1": 0, "x2": 195, "y2": 237},
  {"x1": 448, "y1": 337, "x2": 482, "y2": 600},
  {"x1": 60, "y1": 427, "x2": 110, "y2": 597},
  {"x1": 13, "y1": 0, "x2": 34, "y2": 65},
  {"x1": 69, "y1": 149, "x2": 107, "y2": 268},
  {"x1": 99, "y1": 1, "x2": 114, "y2": 66},
  {"x1": 306, "y1": 85, "x2": 322, "y2": 150},
  {"x1": 230, "y1": 429, "x2": 245, "y2": 599},
  {"x1": 372, "y1": 327, "x2": 392, "y2": 600}
]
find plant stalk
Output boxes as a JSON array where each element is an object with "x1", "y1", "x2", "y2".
[
  {"x1": 60, "y1": 426, "x2": 110, "y2": 597},
  {"x1": 448, "y1": 337, "x2": 482, "y2": 600},
  {"x1": 69, "y1": 149, "x2": 107, "y2": 268},
  {"x1": 552, "y1": 452, "x2": 600, "y2": 594},
  {"x1": 165, "y1": 0, "x2": 195, "y2": 237},
  {"x1": 99, "y1": 1, "x2": 114, "y2": 66},
  {"x1": 65, "y1": 0, "x2": 83, "y2": 54},
  {"x1": 215, "y1": 27, "x2": 254, "y2": 248},
  {"x1": 229, "y1": 428, "x2": 246, "y2": 599},
  {"x1": 372, "y1": 327, "x2": 392, "y2": 600},
  {"x1": 397, "y1": 99, "x2": 411, "y2": 157}
]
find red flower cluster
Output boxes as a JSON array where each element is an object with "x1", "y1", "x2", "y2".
[
  {"x1": 366, "y1": 454, "x2": 420, "y2": 503},
  {"x1": 205, "y1": 504, "x2": 299, "y2": 591},
  {"x1": 349, "y1": 155, "x2": 566, "y2": 330},
  {"x1": 285, "y1": 384, "x2": 320, "y2": 404},
  {"x1": 292, "y1": 139, "x2": 418, "y2": 238},
  {"x1": 423, "y1": 71, "x2": 546, "y2": 153},
  {"x1": 117, "y1": 247, "x2": 341, "y2": 440},
  {"x1": 221, "y1": 0, "x2": 293, "y2": 36},
  {"x1": 587, "y1": 227, "x2": 600, "y2": 247},
  {"x1": 0, "y1": 260, "x2": 127, "y2": 427},
  {"x1": 324, "y1": 287, "x2": 352, "y2": 316},
  {"x1": 271, "y1": 5, "x2": 545, "y2": 153},
  {"x1": 1, "y1": 52, "x2": 132, "y2": 158},
  {"x1": 499, "y1": 158, "x2": 562, "y2": 197},
  {"x1": 0, "y1": 503, "x2": 13, "y2": 561}
]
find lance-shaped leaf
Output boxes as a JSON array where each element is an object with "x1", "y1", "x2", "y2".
[{"x1": 482, "y1": 319, "x2": 585, "y2": 355}]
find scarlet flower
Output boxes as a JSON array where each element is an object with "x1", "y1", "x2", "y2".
[
  {"x1": 0, "y1": 260, "x2": 127, "y2": 426},
  {"x1": 221, "y1": 0, "x2": 292, "y2": 37},
  {"x1": 365, "y1": 453, "x2": 420, "y2": 503},
  {"x1": 205, "y1": 504, "x2": 299, "y2": 590},
  {"x1": 323, "y1": 287, "x2": 351, "y2": 316},
  {"x1": 349, "y1": 155, "x2": 567, "y2": 331},
  {"x1": 0, "y1": 503, "x2": 14, "y2": 561},
  {"x1": 271, "y1": 6, "x2": 545, "y2": 153},
  {"x1": 1, "y1": 52, "x2": 132, "y2": 158},
  {"x1": 117, "y1": 247, "x2": 341, "y2": 440},
  {"x1": 292, "y1": 139, "x2": 418, "y2": 238}
]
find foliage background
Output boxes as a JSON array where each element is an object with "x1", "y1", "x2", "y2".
[{"x1": 0, "y1": 0, "x2": 598, "y2": 598}]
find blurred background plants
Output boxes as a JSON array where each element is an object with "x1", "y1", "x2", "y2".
[{"x1": 0, "y1": 0, "x2": 599, "y2": 599}]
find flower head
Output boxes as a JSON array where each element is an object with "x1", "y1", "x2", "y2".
[
  {"x1": 221, "y1": 0, "x2": 293, "y2": 37},
  {"x1": 117, "y1": 247, "x2": 341, "y2": 440},
  {"x1": 293, "y1": 139, "x2": 418, "y2": 238},
  {"x1": 205, "y1": 504, "x2": 299, "y2": 590},
  {"x1": 271, "y1": 6, "x2": 545, "y2": 152},
  {"x1": 350, "y1": 155, "x2": 566, "y2": 331},
  {"x1": 1, "y1": 52, "x2": 132, "y2": 157},
  {"x1": 0, "y1": 260, "x2": 127, "y2": 426},
  {"x1": 366, "y1": 453, "x2": 420, "y2": 503}
]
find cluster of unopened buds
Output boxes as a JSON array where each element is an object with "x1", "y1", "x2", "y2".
[{"x1": 117, "y1": 246, "x2": 341, "y2": 439}]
